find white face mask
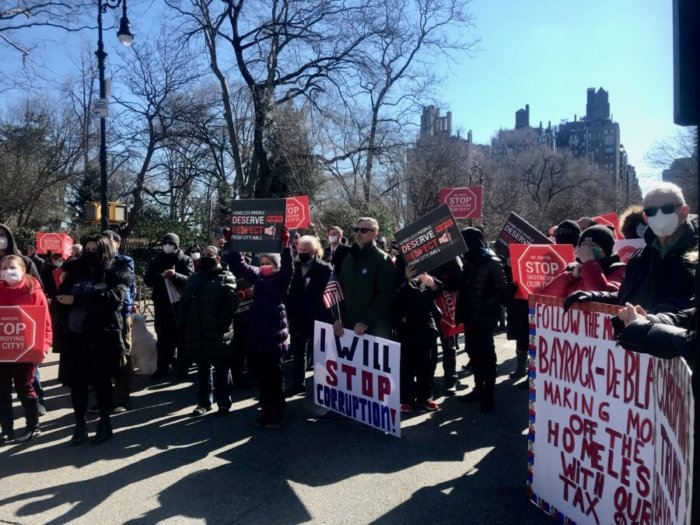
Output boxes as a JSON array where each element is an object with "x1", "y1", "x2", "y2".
[
  {"x1": 1, "y1": 269, "x2": 22, "y2": 284},
  {"x1": 0, "y1": 236, "x2": 8, "y2": 250},
  {"x1": 328, "y1": 235, "x2": 339, "y2": 244},
  {"x1": 647, "y1": 212, "x2": 679, "y2": 238},
  {"x1": 190, "y1": 252, "x2": 201, "y2": 260},
  {"x1": 163, "y1": 245, "x2": 175, "y2": 254}
]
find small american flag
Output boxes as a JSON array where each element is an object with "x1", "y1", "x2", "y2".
[{"x1": 322, "y1": 271, "x2": 344, "y2": 309}]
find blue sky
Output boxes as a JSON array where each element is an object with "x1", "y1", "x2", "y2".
[
  {"x1": 438, "y1": 0, "x2": 680, "y2": 190},
  {"x1": 1, "y1": 0, "x2": 682, "y2": 192}
]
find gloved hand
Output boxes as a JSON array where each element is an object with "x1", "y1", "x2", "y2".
[
  {"x1": 281, "y1": 226, "x2": 290, "y2": 248},
  {"x1": 563, "y1": 291, "x2": 595, "y2": 311}
]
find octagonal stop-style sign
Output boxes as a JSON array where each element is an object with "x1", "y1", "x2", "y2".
[
  {"x1": 285, "y1": 196, "x2": 310, "y2": 229},
  {"x1": 439, "y1": 186, "x2": 483, "y2": 219},
  {"x1": 509, "y1": 244, "x2": 575, "y2": 299},
  {"x1": 0, "y1": 305, "x2": 46, "y2": 363},
  {"x1": 36, "y1": 232, "x2": 73, "y2": 259}
]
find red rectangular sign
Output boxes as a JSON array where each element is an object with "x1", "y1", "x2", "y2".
[
  {"x1": 508, "y1": 244, "x2": 575, "y2": 299},
  {"x1": 285, "y1": 196, "x2": 310, "y2": 229},
  {"x1": 592, "y1": 212, "x2": 623, "y2": 239},
  {"x1": 439, "y1": 186, "x2": 483, "y2": 219},
  {"x1": 36, "y1": 232, "x2": 73, "y2": 259},
  {"x1": 0, "y1": 305, "x2": 47, "y2": 363}
]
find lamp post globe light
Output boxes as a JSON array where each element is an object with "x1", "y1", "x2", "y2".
[{"x1": 96, "y1": 0, "x2": 133, "y2": 230}]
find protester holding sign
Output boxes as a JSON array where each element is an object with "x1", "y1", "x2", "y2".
[
  {"x1": 455, "y1": 228, "x2": 507, "y2": 413},
  {"x1": 285, "y1": 235, "x2": 332, "y2": 396},
  {"x1": 334, "y1": 217, "x2": 395, "y2": 340},
  {"x1": 55, "y1": 235, "x2": 131, "y2": 446},
  {"x1": 144, "y1": 233, "x2": 194, "y2": 380},
  {"x1": 225, "y1": 227, "x2": 293, "y2": 429},
  {"x1": 0, "y1": 255, "x2": 52, "y2": 444},
  {"x1": 565, "y1": 182, "x2": 697, "y2": 314},
  {"x1": 393, "y1": 257, "x2": 443, "y2": 412},
  {"x1": 541, "y1": 225, "x2": 625, "y2": 298}
]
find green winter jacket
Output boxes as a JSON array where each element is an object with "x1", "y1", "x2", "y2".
[
  {"x1": 338, "y1": 242, "x2": 395, "y2": 338},
  {"x1": 181, "y1": 266, "x2": 239, "y2": 360}
]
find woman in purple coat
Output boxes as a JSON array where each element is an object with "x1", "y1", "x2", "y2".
[{"x1": 225, "y1": 228, "x2": 293, "y2": 429}]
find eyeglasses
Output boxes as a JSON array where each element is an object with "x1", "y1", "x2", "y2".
[
  {"x1": 643, "y1": 203, "x2": 681, "y2": 217},
  {"x1": 163, "y1": 241, "x2": 176, "y2": 246},
  {"x1": 353, "y1": 227, "x2": 376, "y2": 234}
]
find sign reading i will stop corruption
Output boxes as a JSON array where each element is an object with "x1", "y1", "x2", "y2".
[
  {"x1": 0, "y1": 306, "x2": 47, "y2": 363},
  {"x1": 230, "y1": 199, "x2": 286, "y2": 252},
  {"x1": 528, "y1": 295, "x2": 694, "y2": 525}
]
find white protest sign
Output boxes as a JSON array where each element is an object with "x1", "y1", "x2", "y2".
[
  {"x1": 527, "y1": 295, "x2": 694, "y2": 525},
  {"x1": 313, "y1": 321, "x2": 401, "y2": 437}
]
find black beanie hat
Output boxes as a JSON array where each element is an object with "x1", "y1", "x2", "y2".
[
  {"x1": 162, "y1": 233, "x2": 180, "y2": 249},
  {"x1": 578, "y1": 225, "x2": 615, "y2": 257},
  {"x1": 555, "y1": 220, "x2": 582, "y2": 246}
]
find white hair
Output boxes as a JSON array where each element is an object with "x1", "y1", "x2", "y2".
[
  {"x1": 643, "y1": 182, "x2": 686, "y2": 206},
  {"x1": 298, "y1": 235, "x2": 323, "y2": 257}
]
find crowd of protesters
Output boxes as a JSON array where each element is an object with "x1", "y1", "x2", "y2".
[{"x1": 0, "y1": 181, "x2": 697, "y2": 472}]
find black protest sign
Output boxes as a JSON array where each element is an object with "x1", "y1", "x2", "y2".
[
  {"x1": 394, "y1": 204, "x2": 467, "y2": 274},
  {"x1": 493, "y1": 212, "x2": 551, "y2": 259},
  {"x1": 230, "y1": 199, "x2": 286, "y2": 252}
]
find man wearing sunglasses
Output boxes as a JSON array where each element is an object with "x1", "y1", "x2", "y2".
[
  {"x1": 565, "y1": 182, "x2": 697, "y2": 314},
  {"x1": 332, "y1": 217, "x2": 395, "y2": 340}
]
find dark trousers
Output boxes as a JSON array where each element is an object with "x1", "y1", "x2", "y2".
[
  {"x1": 231, "y1": 323, "x2": 248, "y2": 383},
  {"x1": 248, "y1": 353, "x2": 285, "y2": 411},
  {"x1": 400, "y1": 338, "x2": 438, "y2": 404},
  {"x1": 464, "y1": 326, "x2": 497, "y2": 399},
  {"x1": 289, "y1": 331, "x2": 311, "y2": 388},
  {"x1": 439, "y1": 334, "x2": 458, "y2": 383},
  {"x1": 114, "y1": 316, "x2": 132, "y2": 405},
  {"x1": 70, "y1": 371, "x2": 113, "y2": 427},
  {"x1": 33, "y1": 366, "x2": 44, "y2": 404},
  {"x1": 0, "y1": 363, "x2": 37, "y2": 435},
  {"x1": 195, "y1": 356, "x2": 233, "y2": 409},
  {"x1": 154, "y1": 306, "x2": 179, "y2": 373}
]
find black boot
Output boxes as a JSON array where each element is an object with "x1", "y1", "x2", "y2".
[
  {"x1": 16, "y1": 398, "x2": 41, "y2": 443},
  {"x1": 70, "y1": 423, "x2": 89, "y2": 447},
  {"x1": 1, "y1": 395, "x2": 14, "y2": 443},
  {"x1": 91, "y1": 415, "x2": 113, "y2": 445}
]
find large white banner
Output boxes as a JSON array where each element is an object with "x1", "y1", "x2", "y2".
[
  {"x1": 528, "y1": 295, "x2": 694, "y2": 525},
  {"x1": 313, "y1": 321, "x2": 401, "y2": 437}
]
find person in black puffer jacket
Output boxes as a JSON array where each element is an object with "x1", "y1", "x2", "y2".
[
  {"x1": 285, "y1": 235, "x2": 332, "y2": 396},
  {"x1": 181, "y1": 246, "x2": 239, "y2": 417},
  {"x1": 144, "y1": 233, "x2": 194, "y2": 380},
  {"x1": 55, "y1": 235, "x2": 132, "y2": 446},
  {"x1": 455, "y1": 228, "x2": 508, "y2": 413},
  {"x1": 394, "y1": 255, "x2": 444, "y2": 412}
]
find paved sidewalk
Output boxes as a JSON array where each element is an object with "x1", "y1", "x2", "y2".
[{"x1": 0, "y1": 334, "x2": 550, "y2": 524}]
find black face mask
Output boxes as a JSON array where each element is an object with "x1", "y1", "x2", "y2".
[
  {"x1": 298, "y1": 253, "x2": 313, "y2": 264},
  {"x1": 199, "y1": 257, "x2": 217, "y2": 271},
  {"x1": 82, "y1": 251, "x2": 100, "y2": 266}
]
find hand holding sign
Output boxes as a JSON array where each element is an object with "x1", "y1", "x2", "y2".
[{"x1": 56, "y1": 295, "x2": 74, "y2": 305}]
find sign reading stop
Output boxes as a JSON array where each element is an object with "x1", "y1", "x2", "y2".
[
  {"x1": 285, "y1": 195, "x2": 310, "y2": 229},
  {"x1": 36, "y1": 232, "x2": 73, "y2": 259},
  {"x1": 439, "y1": 186, "x2": 483, "y2": 219},
  {"x1": 509, "y1": 244, "x2": 575, "y2": 299},
  {"x1": 0, "y1": 305, "x2": 46, "y2": 363}
]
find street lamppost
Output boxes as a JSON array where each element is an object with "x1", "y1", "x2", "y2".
[{"x1": 96, "y1": 0, "x2": 134, "y2": 230}]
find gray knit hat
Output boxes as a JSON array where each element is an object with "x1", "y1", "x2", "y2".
[{"x1": 258, "y1": 253, "x2": 280, "y2": 268}]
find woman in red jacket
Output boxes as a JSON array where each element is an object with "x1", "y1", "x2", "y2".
[
  {"x1": 542, "y1": 225, "x2": 626, "y2": 298},
  {"x1": 0, "y1": 255, "x2": 52, "y2": 444}
]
